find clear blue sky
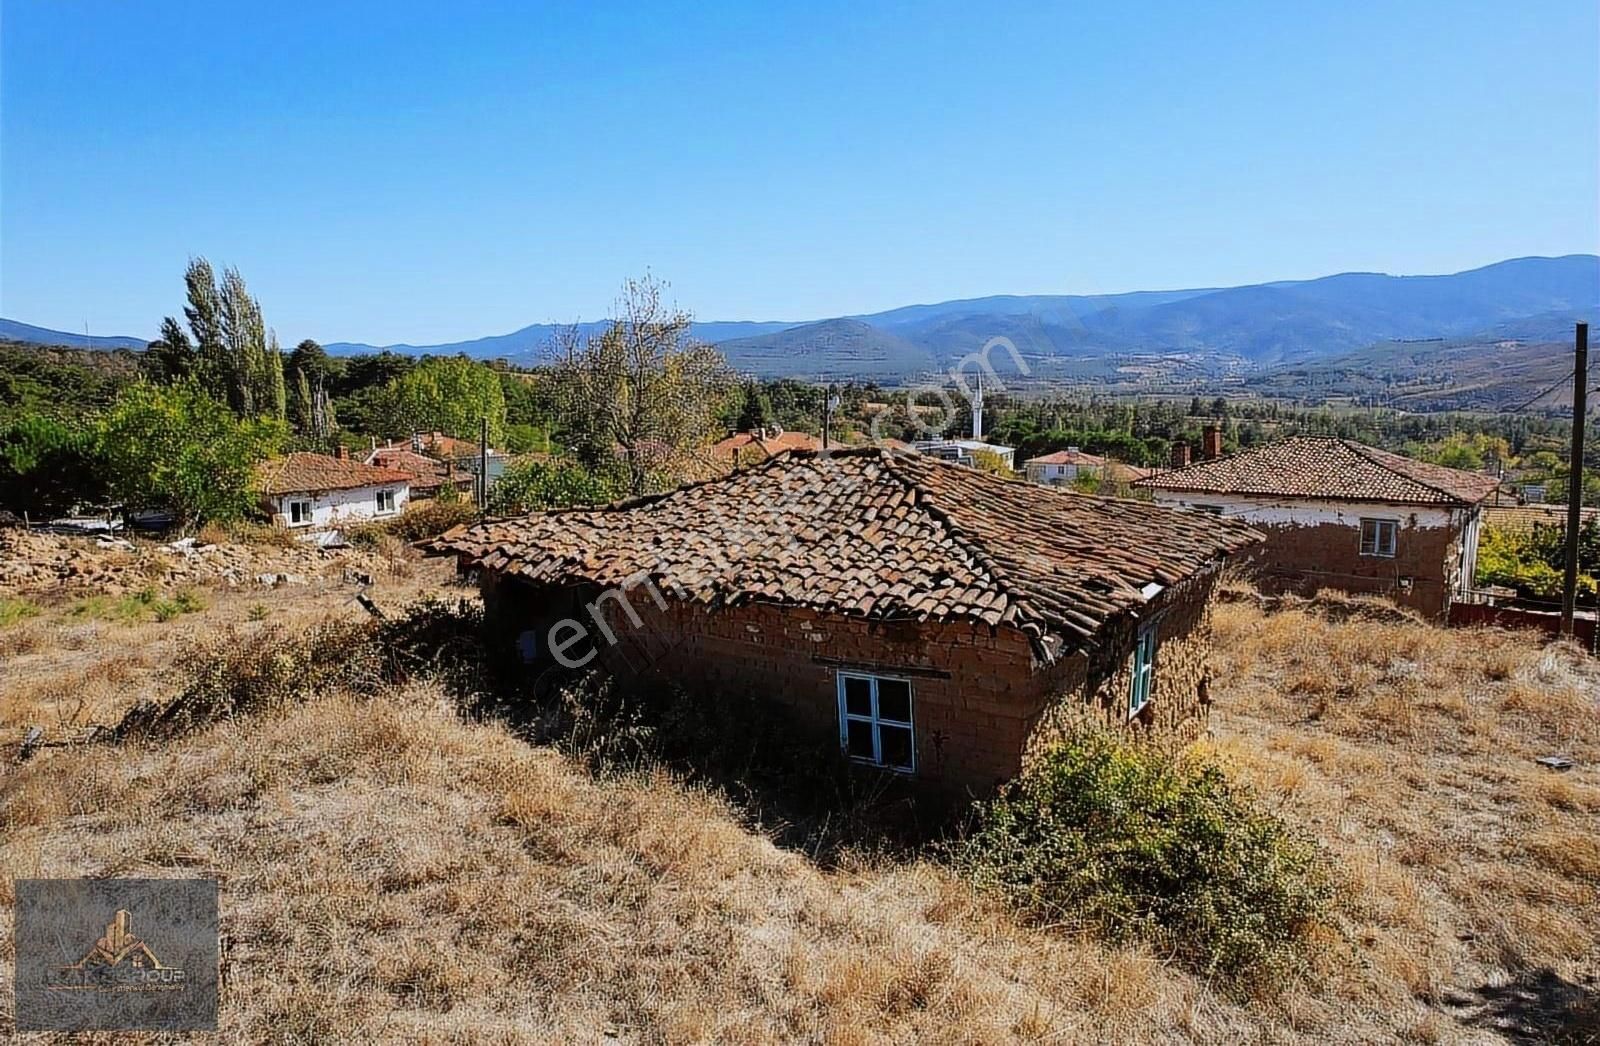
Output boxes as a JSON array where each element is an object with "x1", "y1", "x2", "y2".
[{"x1": 2, "y1": 0, "x2": 1596, "y2": 346}]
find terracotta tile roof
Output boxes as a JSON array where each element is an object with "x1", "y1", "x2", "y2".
[
  {"x1": 254, "y1": 452, "x2": 414, "y2": 496},
  {"x1": 1026, "y1": 449, "x2": 1107, "y2": 467},
  {"x1": 366, "y1": 448, "x2": 453, "y2": 491},
  {"x1": 1135, "y1": 437, "x2": 1500, "y2": 506},
  {"x1": 1484, "y1": 503, "x2": 1600, "y2": 534},
  {"x1": 429, "y1": 447, "x2": 1260, "y2": 656},
  {"x1": 710, "y1": 430, "x2": 824, "y2": 461},
  {"x1": 1104, "y1": 461, "x2": 1153, "y2": 483},
  {"x1": 379, "y1": 432, "x2": 500, "y2": 460}
]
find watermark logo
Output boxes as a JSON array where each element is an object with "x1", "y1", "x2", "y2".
[
  {"x1": 44, "y1": 908, "x2": 186, "y2": 991},
  {"x1": 15, "y1": 878, "x2": 218, "y2": 1031}
]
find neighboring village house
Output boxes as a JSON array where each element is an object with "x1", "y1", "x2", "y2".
[
  {"x1": 1136, "y1": 435, "x2": 1499, "y2": 618},
  {"x1": 374, "y1": 431, "x2": 508, "y2": 497},
  {"x1": 710, "y1": 427, "x2": 823, "y2": 469},
  {"x1": 1024, "y1": 448, "x2": 1152, "y2": 487},
  {"x1": 255, "y1": 450, "x2": 413, "y2": 530},
  {"x1": 430, "y1": 448, "x2": 1260, "y2": 794},
  {"x1": 364, "y1": 446, "x2": 456, "y2": 499},
  {"x1": 1482, "y1": 503, "x2": 1600, "y2": 535}
]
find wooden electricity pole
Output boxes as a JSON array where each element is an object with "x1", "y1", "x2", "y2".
[
  {"x1": 1560, "y1": 321, "x2": 1589, "y2": 635},
  {"x1": 479, "y1": 415, "x2": 490, "y2": 510}
]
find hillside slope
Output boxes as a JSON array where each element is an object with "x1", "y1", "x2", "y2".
[{"x1": 1, "y1": 579, "x2": 1596, "y2": 1041}]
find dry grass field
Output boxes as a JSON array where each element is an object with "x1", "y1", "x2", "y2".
[{"x1": 0, "y1": 572, "x2": 1596, "y2": 1042}]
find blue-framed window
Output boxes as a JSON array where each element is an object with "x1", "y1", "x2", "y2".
[
  {"x1": 1128, "y1": 622, "x2": 1159, "y2": 717},
  {"x1": 837, "y1": 673, "x2": 915, "y2": 773}
]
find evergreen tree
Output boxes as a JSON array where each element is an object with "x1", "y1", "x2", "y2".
[
  {"x1": 290, "y1": 365, "x2": 315, "y2": 437},
  {"x1": 735, "y1": 380, "x2": 774, "y2": 432},
  {"x1": 144, "y1": 316, "x2": 197, "y2": 383}
]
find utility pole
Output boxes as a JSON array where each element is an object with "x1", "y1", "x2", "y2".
[
  {"x1": 1560, "y1": 321, "x2": 1588, "y2": 635},
  {"x1": 479, "y1": 415, "x2": 490, "y2": 511},
  {"x1": 822, "y1": 383, "x2": 836, "y2": 448}
]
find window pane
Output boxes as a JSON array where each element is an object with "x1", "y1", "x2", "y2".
[
  {"x1": 879, "y1": 725, "x2": 914, "y2": 770},
  {"x1": 846, "y1": 718, "x2": 876, "y2": 759},
  {"x1": 843, "y1": 677, "x2": 872, "y2": 717},
  {"x1": 876, "y1": 679, "x2": 911, "y2": 722}
]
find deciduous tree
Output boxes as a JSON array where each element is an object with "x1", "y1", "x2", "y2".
[{"x1": 552, "y1": 276, "x2": 731, "y2": 496}]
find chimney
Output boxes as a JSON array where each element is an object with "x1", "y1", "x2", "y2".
[
  {"x1": 1202, "y1": 424, "x2": 1223, "y2": 460},
  {"x1": 335, "y1": 444, "x2": 349, "y2": 461},
  {"x1": 1171, "y1": 442, "x2": 1191, "y2": 469}
]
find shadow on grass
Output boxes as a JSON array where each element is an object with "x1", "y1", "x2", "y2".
[
  {"x1": 1446, "y1": 968, "x2": 1600, "y2": 1045},
  {"x1": 376, "y1": 597, "x2": 965, "y2": 866}
]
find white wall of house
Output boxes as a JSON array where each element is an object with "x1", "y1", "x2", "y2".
[
  {"x1": 268, "y1": 483, "x2": 411, "y2": 530},
  {"x1": 1026, "y1": 461, "x2": 1095, "y2": 485},
  {"x1": 1147, "y1": 491, "x2": 1456, "y2": 531}
]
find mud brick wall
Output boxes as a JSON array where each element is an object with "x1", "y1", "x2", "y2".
[
  {"x1": 1244, "y1": 517, "x2": 1458, "y2": 618},
  {"x1": 1023, "y1": 566, "x2": 1220, "y2": 765},
  {"x1": 481, "y1": 568, "x2": 1224, "y2": 796}
]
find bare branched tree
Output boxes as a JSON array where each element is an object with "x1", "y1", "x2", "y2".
[{"x1": 552, "y1": 276, "x2": 731, "y2": 497}]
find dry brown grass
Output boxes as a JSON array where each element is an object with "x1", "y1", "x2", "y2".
[
  {"x1": 1, "y1": 689, "x2": 1278, "y2": 1042},
  {"x1": 1207, "y1": 599, "x2": 1600, "y2": 1038},
  {"x1": 0, "y1": 557, "x2": 457, "y2": 736},
  {"x1": 0, "y1": 589, "x2": 1596, "y2": 1041}
]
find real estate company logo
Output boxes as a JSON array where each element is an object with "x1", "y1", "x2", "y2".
[
  {"x1": 44, "y1": 907, "x2": 187, "y2": 992},
  {"x1": 14, "y1": 878, "x2": 219, "y2": 1032}
]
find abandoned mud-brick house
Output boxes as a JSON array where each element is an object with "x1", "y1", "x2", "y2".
[
  {"x1": 1136, "y1": 436, "x2": 1500, "y2": 618},
  {"x1": 430, "y1": 448, "x2": 1261, "y2": 794}
]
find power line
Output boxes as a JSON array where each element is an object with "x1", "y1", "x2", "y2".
[{"x1": 1503, "y1": 369, "x2": 1575, "y2": 414}]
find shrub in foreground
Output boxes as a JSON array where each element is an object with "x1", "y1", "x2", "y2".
[{"x1": 953, "y1": 726, "x2": 1333, "y2": 983}]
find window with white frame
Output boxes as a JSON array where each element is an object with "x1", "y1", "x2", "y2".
[
  {"x1": 837, "y1": 673, "x2": 915, "y2": 772},
  {"x1": 1359, "y1": 517, "x2": 1398, "y2": 558},
  {"x1": 375, "y1": 488, "x2": 398, "y2": 515},
  {"x1": 1128, "y1": 621, "x2": 1158, "y2": 717},
  {"x1": 287, "y1": 499, "x2": 313, "y2": 526}
]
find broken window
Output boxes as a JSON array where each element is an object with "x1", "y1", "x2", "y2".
[{"x1": 836, "y1": 673, "x2": 915, "y2": 773}]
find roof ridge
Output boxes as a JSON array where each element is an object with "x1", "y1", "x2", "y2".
[{"x1": 1337, "y1": 438, "x2": 1470, "y2": 502}]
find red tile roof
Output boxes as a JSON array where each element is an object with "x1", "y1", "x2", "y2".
[
  {"x1": 255, "y1": 452, "x2": 414, "y2": 496},
  {"x1": 366, "y1": 447, "x2": 453, "y2": 491},
  {"x1": 379, "y1": 432, "x2": 499, "y2": 460},
  {"x1": 1026, "y1": 449, "x2": 1106, "y2": 467},
  {"x1": 1135, "y1": 437, "x2": 1500, "y2": 506},
  {"x1": 710, "y1": 430, "x2": 824, "y2": 461},
  {"x1": 430, "y1": 447, "x2": 1260, "y2": 656}
]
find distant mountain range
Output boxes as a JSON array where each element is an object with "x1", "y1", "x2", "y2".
[
  {"x1": 4, "y1": 255, "x2": 1595, "y2": 382},
  {"x1": 0, "y1": 318, "x2": 147, "y2": 351}
]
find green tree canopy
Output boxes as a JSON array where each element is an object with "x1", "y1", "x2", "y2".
[
  {"x1": 99, "y1": 381, "x2": 286, "y2": 524},
  {"x1": 0, "y1": 414, "x2": 107, "y2": 518},
  {"x1": 487, "y1": 458, "x2": 620, "y2": 515},
  {"x1": 377, "y1": 355, "x2": 508, "y2": 446},
  {"x1": 552, "y1": 276, "x2": 731, "y2": 496}
]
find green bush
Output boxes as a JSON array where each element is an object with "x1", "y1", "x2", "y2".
[
  {"x1": 488, "y1": 458, "x2": 619, "y2": 516},
  {"x1": 1477, "y1": 523, "x2": 1599, "y2": 600},
  {"x1": 952, "y1": 726, "x2": 1333, "y2": 984},
  {"x1": 382, "y1": 498, "x2": 479, "y2": 542}
]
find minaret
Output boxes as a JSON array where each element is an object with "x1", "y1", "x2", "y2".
[{"x1": 971, "y1": 371, "x2": 984, "y2": 441}]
